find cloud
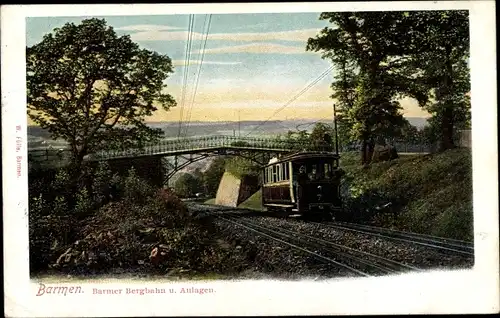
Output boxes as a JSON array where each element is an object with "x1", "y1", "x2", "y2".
[
  {"x1": 128, "y1": 28, "x2": 320, "y2": 42},
  {"x1": 196, "y1": 43, "x2": 312, "y2": 55},
  {"x1": 115, "y1": 24, "x2": 182, "y2": 32},
  {"x1": 171, "y1": 59, "x2": 242, "y2": 66},
  {"x1": 233, "y1": 22, "x2": 270, "y2": 30}
]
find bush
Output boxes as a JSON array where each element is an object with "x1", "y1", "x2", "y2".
[
  {"x1": 50, "y1": 188, "x2": 228, "y2": 273},
  {"x1": 123, "y1": 167, "x2": 155, "y2": 204},
  {"x1": 30, "y1": 213, "x2": 78, "y2": 271},
  {"x1": 203, "y1": 157, "x2": 226, "y2": 197},
  {"x1": 174, "y1": 173, "x2": 202, "y2": 198},
  {"x1": 31, "y1": 161, "x2": 242, "y2": 276},
  {"x1": 74, "y1": 188, "x2": 94, "y2": 217},
  {"x1": 91, "y1": 161, "x2": 114, "y2": 205},
  {"x1": 225, "y1": 157, "x2": 260, "y2": 178},
  {"x1": 341, "y1": 149, "x2": 473, "y2": 240}
]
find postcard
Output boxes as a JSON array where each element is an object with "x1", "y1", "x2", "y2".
[{"x1": 2, "y1": 1, "x2": 498, "y2": 317}]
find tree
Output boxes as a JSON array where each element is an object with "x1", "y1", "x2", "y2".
[
  {"x1": 202, "y1": 157, "x2": 226, "y2": 197},
  {"x1": 274, "y1": 129, "x2": 310, "y2": 151},
  {"x1": 174, "y1": 173, "x2": 202, "y2": 198},
  {"x1": 27, "y1": 18, "x2": 176, "y2": 170},
  {"x1": 400, "y1": 11, "x2": 470, "y2": 151},
  {"x1": 307, "y1": 12, "x2": 429, "y2": 164},
  {"x1": 399, "y1": 119, "x2": 421, "y2": 144},
  {"x1": 309, "y1": 123, "x2": 334, "y2": 151}
]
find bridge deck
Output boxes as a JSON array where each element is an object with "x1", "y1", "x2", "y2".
[{"x1": 28, "y1": 135, "x2": 433, "y2": 163}]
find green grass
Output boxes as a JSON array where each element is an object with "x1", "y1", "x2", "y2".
[
  {"x1": 238, "y1": 190, "x2": 263, "y2": 211},
  {"x1": 342, "y1": 148, "x2": 473, "y2": 241},
  {"x1": 225, "y1": 157, "x2": 260, "y2": 179}
]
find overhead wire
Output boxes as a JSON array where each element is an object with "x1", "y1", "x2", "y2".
[
  {"x1": 243, "y1": 65, "x2": 335, "y2": 137},
  {"x1": 183, "y1": 14, "x2": 212, "y2": 137},
  {"x1": 177, "y1": 14, "x2": 195, "y2": 138}
]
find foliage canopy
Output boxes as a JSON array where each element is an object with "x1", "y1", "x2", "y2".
[{"x1": 27, "y1": 18, "x2": 176, "y2": 167}]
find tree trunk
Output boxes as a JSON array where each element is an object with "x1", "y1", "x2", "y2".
[
  {"x1": 69, "y1": 147, "x2": 88, "y2": 183},
  {"x1": 360, "y1": 139, "x2": 368, "y2": 165},
  {"x1": 366, "y1": 138, "x2": 375, "y2": 164},
  {"x1": 439, "y1": 105, "x2": 455, "y2": 151},
  {"x1": 439, "y1": 52, "x2": 456, "y2": 152}
]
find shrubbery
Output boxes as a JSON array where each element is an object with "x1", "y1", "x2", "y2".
[
  {"x1": 340, "y1": 149, "x2": 473, "y2": 241},
  {"x1": 30, "y1": 163, "x2": 241, "y2": 276},
  {"x1": 29, "y1": 164, "x2": 159, "y2": 271},
  {"x1": 225, "y1": 157, "x2": 260, "y2": 179}
]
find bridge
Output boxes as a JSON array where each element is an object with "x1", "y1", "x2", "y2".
[
  {"x1": 28, "y1": 135, "x2": 333, "y2": 182},
  {"x1": 28, "y1": 135, "x2": 432, "y2": 184}
]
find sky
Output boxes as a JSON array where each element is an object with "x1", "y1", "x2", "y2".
[{"x1": 26, "y1": 13, "x2": 430, "y2": 123}]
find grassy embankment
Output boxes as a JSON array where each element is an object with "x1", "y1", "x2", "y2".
[
  {"x1": 340, "y1": 149, "x2": 473, "y2": 241},
  {"x1": 231, "y1": 149, "x2": 473, "y2": 241}
]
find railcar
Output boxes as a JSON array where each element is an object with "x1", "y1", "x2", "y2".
[{"x1": 261, "y1": 151, "x2": 344, "y2": 220}]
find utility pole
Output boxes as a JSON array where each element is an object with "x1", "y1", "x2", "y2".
[
  {"x1": 238, "y1": 110, "x2": 241, "y2": 137},
  {"x1": 333, "y1": 103, "x2": 339, "y2": 155}
]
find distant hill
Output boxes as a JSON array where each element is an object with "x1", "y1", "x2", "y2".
[
  {"x1": 27, "y1": 116, "x2": 430, "y2": 146},
  {"x1": 406, "y1": 117, "x2": 429, "y2": 129}
]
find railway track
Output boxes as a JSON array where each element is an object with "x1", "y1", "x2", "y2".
[
  {"x1": 197, "y1": 204, "x2": 474, "y2": 257},
  {"x1": 191, "y1": 203, "x2": 472, "y2": 277},
  {"x1": 316, "y1": 221, "x2": 474, "y2": 257},
  {"x1": 217, "y1": 213, "x2": 420, "y2": 277}
]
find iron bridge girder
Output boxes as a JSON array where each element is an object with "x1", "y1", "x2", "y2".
[{"x1": 161, "y1": 148, "x2": 284, "y2": 186}]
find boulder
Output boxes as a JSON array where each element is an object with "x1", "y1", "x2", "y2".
[
  {"x1": 371, "y1": 144, "x2": 398, "y2": 163},
  {"x1": 150, "y1": 245, "x2": 169, "y2": 266}
]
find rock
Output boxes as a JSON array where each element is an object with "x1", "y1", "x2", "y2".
[
  {"x1": 78, "y1": 251, "x2": 87, "y2": 263},
  {"x1": 150, "y1": 247, "x2": 161, "y2": 265},
  {"x1": 150, "y1": 245, "x2": 169, "y2": 265},
  {"x1": 64, "y1": 252, "x2": 72, "y2": 263},
  {"x1": 50, "y1": 239, "x2": 59, "y2": 251},
  {"x1": 371, "y1": 144, "x2": 398, "y2": 163},
  {"x1": 55, "y1": 247, "x2": 74, "y2": 265},
  {"x1": 138, "y1": 228, "x2": 157, "y2": 243}
]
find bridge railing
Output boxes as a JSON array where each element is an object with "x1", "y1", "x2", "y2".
[
  {"x1": 28, "y1": 135, "x2": 434, "y2": 163},
  {"x1": 91, "y1": 135, "x2": 316, "y2": 160}
]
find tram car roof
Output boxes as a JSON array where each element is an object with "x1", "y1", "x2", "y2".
[{"x1": 265, "y1": 151, "x2": 340, "y2": 166}]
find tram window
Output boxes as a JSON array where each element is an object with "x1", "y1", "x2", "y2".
[
  {"x1": 272, "y1": 165, "x2": 277, "y2": 183},
  {"x1": 276, "y1": 164, "x2": 281, "y2": 182},
  {"x1": 284, "y1": 163, "x2": 288, "y2": 180}
]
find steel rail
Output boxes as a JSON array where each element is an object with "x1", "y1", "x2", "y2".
[
  {"x1": 230, "y1": 216, "x2": 417, "y2": 276},
  {"x1": 316, "y1": 221, "x2": 474, "y2": 257},
  {"x1": 217, "y1": 215, "x2": 371, "y2": 277},
  {"x1": 337, "y1": 221, "x2": 473, "y2": 245},
  {"x1": 264, "y1": 222, "x2": 421, "y2": 273}
]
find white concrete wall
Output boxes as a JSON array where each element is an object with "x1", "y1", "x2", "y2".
[{"x1": 215, "y1": 172, "x2": 241, "y2": 207}]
